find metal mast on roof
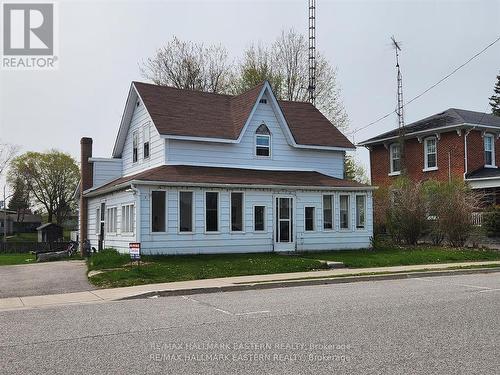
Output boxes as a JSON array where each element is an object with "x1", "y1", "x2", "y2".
[
  {"x1": 391, "y1": 36, "x2": 405, "y2": 131},
  {"x1": 308, "y1": 0, "x2": 316, "y2": 106},
  {"x1": 391, "y1": 35, "x2": 406, "y2": 173}
]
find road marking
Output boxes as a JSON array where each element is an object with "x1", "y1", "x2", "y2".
[
  {"x1": 478, "y1": 288, "x2": 500, "y2": 293},
  {"x1": 235, "y1": 310, "x2": 270, "y2": 316},
  {"x1": 414, "y1": 277, "x2": 493, "y2": 290},
  {"x1": 181, "y1": 296, "x2": 270, "y2": 316}
]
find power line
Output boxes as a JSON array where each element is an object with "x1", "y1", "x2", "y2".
[{"x1": 348, "y1": 35, "x2": 500, "y2": 137}]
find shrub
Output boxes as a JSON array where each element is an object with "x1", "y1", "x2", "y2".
[
  {"x1": 423, "y1": 179, "x2": 483, "y2": 247},
  {"x1": 482, "y1": 206, "x2": 500, "y2": 237},
  {"x1": 386, "y1": 178, "x2": 428, "y2": 245}
]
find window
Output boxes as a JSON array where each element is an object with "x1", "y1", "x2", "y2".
[
  {"x1": 205, "y1": 192, "x2": 219, "y2": 232},
  {"x1": 143, "y1": 124, "x2": 150, "y2": 159},
  {"x1": 95, "y1": 208, "x2": 100, "y2": 234},
  {"x1": 106, "y1": 207, "x2": 117, "y2": 233},
  {"x1": 255, "y1": 124, "x2": 271, "y2": 157},
  {"x1": 259, "y1": 98, "x2": 267, "y2": 104},
  {"x1": 254, "y1": 206, "x2": 265, "y2": 231},
  {"x1": 132, "y1": 131, "x2": 139, "y2": 163},
  {"x1": 356, "y1": 195, "x2": 366, "y2": 229},
  {"x1": 305, "y1": 207, "x2": 315, "y2": 231},
  {"x1": 121, "y1": 204, "x2": 135, "y2": 234},
  {"x1": 179, "y1": 191, "x2": 193, "y2": 232},
  {"x1": 323, "y1": 195, "x2": 334, "y2": 230},
  {"x1": 231, "y1": 192, "x2": 244, "y2": 232},
  {"x1": 389, "y1": 143, "x2": 401, "y2": 174},
  {"x1": 151, "y1": 191, "x2": 166, "y2": 232},
  {"x1": 339, "y1": 195, "x2": 350, "y2": 230},
  {"x1": 484, "y1": 134, "x2": 495, "y2": 167},
  {"x1": 424, "y1": 137, "x2": 437, "y2": 170}
]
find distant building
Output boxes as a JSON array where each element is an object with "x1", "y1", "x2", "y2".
[
  {"x1": 359, "y1": 108, "x2": 500, "y2": 204},
  {"x1": 0, "y1": 210, "x2": 42, "y2": 236}
]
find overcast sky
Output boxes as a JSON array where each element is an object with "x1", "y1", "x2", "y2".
[{"x1": 1, "y1": 0, "x2": 499, "y2": 189}]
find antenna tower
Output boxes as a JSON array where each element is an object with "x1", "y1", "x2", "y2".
[
  {"x1": 391, "y1": 36, "x2": 405, "y2": 130},
  {"x1": 391, "y1": 35, "x2": 406, "y2": 172},
  {"x1": 308, "y1": 0, "x2": 316, "y2": 106}
]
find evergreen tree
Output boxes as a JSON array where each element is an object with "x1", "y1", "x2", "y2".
[
  {"x1": 490, "y1": 73, "x2": 500, "y2": 116},
  {"x1": 8, "y1": 176, "x2": 30, "y2": 222},
  {"x1": 344, "y1": 155, "x2": 369, "y2": 184}
]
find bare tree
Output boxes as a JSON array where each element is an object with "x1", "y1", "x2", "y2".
[
  {"x1": 141, "y1": 36, "x2": 234, "y2": 94},
  {"x1": 0, "y1": 140, "x2": 19, "y2": 178},
  {"x1": 141, "y1": 31, "x2": 349, "y2": 130},
  {"x1": 234, "y1": 43, "x2": 283, "y2": 94},
  {"x1": 237, "y1": 29, "x2": 349, "y2": 130}
]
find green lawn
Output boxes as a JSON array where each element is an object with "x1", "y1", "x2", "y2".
[
  {"x1": 300, "y1": 246, "x2": 500, "y2": 268},
  {"x1": 87, "y1": 246, "x2": 500, "y2": 289},
  {"x1": 87, "y1": 250, "x2": 328, "y2": 288},
  {"x1": 0, "y1": 253, "x2": 36, "y2": 266}
]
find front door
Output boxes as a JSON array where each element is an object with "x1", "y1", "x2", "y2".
[{"x1": 274, "y1": 196, "x2": 295, "y2": 252}]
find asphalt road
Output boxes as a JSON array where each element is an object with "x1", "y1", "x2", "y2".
[
  {"x1": 0, "y1": 261, "x2": 93, "y2": 298},
  {"x1": 1, "y1": 273, "x2": 499, "y2": 374}
]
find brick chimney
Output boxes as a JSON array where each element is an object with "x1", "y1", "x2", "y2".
[{"x1": 80, "y1": 137, "x2": 93, "y2": 255}]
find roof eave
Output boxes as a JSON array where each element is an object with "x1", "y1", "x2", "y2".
[
  {"x1": 83, "y1": 179, "x2": 376, "y2": 197},
  {"x1": 359, "y1": 122, "x2": 500, "y2": 147}
]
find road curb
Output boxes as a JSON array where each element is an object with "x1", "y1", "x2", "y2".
[{"x1": 119, "y1": 266, "x2": 500, "y2": 300}]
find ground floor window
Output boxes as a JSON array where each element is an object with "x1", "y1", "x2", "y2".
[
  {"x1": 121, "y1": 204, "x2": 135, "y2": 234},
  {"x1": 106, "y1": 207, "x2": 117, "y2": 233},
  {"x1": 305, "y1": 207, "x2": 315, "y2": 231},
  {"x1": 340, "y1": 195, "x2": 350, "y2": 230},
  {"x1": 179, "y1": 191, "x2": 193, "y2": 232},
  {"x1": 254, "y1": 206, "x2": 265, "y2": 231},
  {"x1": 356, "y1": 195, "x2": 366, "y2": 229},
  {"x1": 152, "y1": 191, "x2": 166, "y2": 232},
  {"x1": 323, "y1": 195, "x2": 334, "y2": 230},
  {"x1": 231, "y1": 192, "x2": 244, "y2": 232},
  {"x1": 205, "y1": 192, "x2": 219, "y2": 232}
]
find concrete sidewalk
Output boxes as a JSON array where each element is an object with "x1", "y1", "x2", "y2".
[{"x1": 1, "y1": 261, "x2": 500, "y2": 312}]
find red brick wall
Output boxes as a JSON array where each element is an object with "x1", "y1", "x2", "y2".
[
  {"x1": 465, "y1": 130, "x2": 500, "y2": 173},
  {"x1": 370, "y1": 130, "x2": 467, "y2": 187}
]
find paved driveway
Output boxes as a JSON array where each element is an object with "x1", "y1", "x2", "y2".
[{"x1": 0, "y1": 261, "x2": 94, "y2": 298}]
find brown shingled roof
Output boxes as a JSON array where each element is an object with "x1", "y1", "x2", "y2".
[
  {"x1": 85, "y1": 165, "x2": 370, "y2": 196},
  {"x1": 133, "y1": 81, "x2": 353, "y2": 148}
]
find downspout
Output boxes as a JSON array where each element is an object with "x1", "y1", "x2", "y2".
[
  {"x1": 463, "y1": 126, "x2": 476, "y2": 180},
  {"x1": 130, "y1": 184, "x2": 141, "y2": 245}
]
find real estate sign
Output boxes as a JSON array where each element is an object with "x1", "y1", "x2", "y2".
[{"x1": 129, "y1": 242, "x2": 141, "y2": 260}]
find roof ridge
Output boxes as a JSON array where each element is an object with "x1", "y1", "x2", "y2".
[{"x1": 132, "y1": 81, "x2": 233, "y2": 99}]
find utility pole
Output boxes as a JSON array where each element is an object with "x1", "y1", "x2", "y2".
[
  {"x1": 3, "y1": 186, "x2": 7, "y2": 242},
  {"x1": 2, "y1": 186, "x2": 13, "y2": 242}
]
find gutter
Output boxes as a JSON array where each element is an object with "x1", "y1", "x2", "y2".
[
  {"x1": 463, "y1": 125, "x2": 477, "y2": 179},
  {"x1": 83, "y1": 180, "x2": 377, "y2": 198},
  {"x1": 358, "y1": 122, "x2": 499, "y2": 147}
]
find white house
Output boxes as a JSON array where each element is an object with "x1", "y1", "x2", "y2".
[{"x1": 78, "y1": 81, "x2": 375, "y2": 254}]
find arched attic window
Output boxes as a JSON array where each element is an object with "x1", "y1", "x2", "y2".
[{"x1": 255, "y1": 124, "x2": 271, "y2": 157}]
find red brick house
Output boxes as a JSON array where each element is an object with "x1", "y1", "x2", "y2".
[{"x1": 359, "y1": 108, "x2": 500, "y2": 203}]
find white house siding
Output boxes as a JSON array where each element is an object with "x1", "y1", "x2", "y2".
[
  {"x1": 129, "y1": 185, "x2": 372, "y2": 255},
  {"x1": 166, "y1": 93, "x2": 345, "y2": 178},
  {"x1": 121, "y1": 101, "x2": 165, "y2": 176},
  {"x1": 87, "y1": 189, "x2": 137, "y2": 252},
  {"x1": 295, "y1": 191, "x2": 373, "y2": 251},
  {"x1": 92, "y1": 159, "x2": 122, "y2": 187}
]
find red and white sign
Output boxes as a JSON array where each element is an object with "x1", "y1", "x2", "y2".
[{"x1": 129, "y1": 242, "x2": 141, "y2": 260}]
